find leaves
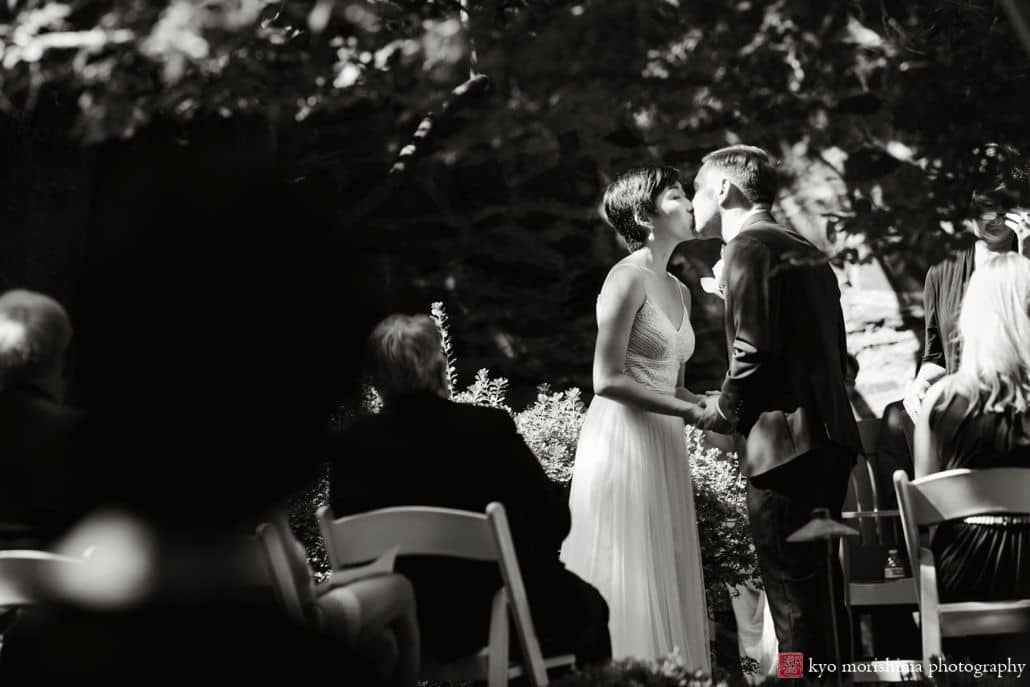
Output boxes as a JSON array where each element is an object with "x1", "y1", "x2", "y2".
[
  {"x1": 686, "y1": 427, "x2": 762, "y2": 610},
  {"x1": 5, "y1": 0, "x2": 1030, "y2": 422},
  {"x1": 514, "y1": 385, "x2": 586, "y2": 483}
]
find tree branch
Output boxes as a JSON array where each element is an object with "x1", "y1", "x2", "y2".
[
  {"x1": 340, "y1": 72, "x2": 490, "y2": 228},
  {"x1": 388, "y1": 73, "x2": 489, "y2": 176}
]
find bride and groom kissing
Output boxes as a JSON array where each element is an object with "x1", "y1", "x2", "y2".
[{"x1": 560, "y1": 145, "x2": 862, "y2": 673}]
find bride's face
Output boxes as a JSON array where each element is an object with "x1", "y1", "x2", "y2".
[{"x1": 652, "y1": 182, "x2": 695, "y2": 241}]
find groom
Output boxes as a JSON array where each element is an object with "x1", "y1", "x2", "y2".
[{"x1": 687, "y1": 145, "x2": 862, "y2": 668}]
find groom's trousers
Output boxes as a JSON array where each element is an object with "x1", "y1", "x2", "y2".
[{"x1": 747, "y1": 445, "x2": 854, "y2": 670}]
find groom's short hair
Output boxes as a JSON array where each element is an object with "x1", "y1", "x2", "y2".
[
  {"x1": 600, "y1": 166, "x2": 681, "y2": 250},
  {"x1": 701, "y1": 145, "x2": 778, "y2": 205}
]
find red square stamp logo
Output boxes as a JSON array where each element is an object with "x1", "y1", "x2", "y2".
[{"x1": 778, "y1": 652, "x2": 804, "y2": 679}]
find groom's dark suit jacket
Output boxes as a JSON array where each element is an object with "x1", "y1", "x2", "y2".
[{"x1": 716, "y1": 212, "x2": 861, "y2": 477}]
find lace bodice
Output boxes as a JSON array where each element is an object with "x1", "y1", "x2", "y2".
[
  {"x1": 600, "y1": 266, "x2": 696, "y2": 395},
  {"x1": 624, "y1": 294, "x2": 695, "y2": 394}
]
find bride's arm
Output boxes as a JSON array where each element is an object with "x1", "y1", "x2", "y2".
[
  {"x1": 593, "y1": 267, "x2": 704, "y2": 421},
  {"x1": 675, "y1": 365, "x2": 702, "y2": 403}
]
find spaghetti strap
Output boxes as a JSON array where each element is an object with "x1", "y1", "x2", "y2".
[{"x1": 676, "y1": 277, "x2": 690, "y2": 317}]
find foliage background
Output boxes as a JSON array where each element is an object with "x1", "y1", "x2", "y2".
[{"x1": 2, "y1": 1, "x2": 1030, "y2": 409}]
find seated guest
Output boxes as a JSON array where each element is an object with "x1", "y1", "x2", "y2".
[
  {"x1": 2, "y1": 173, "x2": 378, "y2": 681},
  {"x1": 873, "y1": 400, "x2": 914, "y2": 510},
  {"x1": 329, "y1": 314, "x2": 611, "y2": 666},
  {"x1": 265, "y1": 514, "x2": 419, "y2": 687},
  {"x1": 915, "y1": 252, "x2": 1030, "y2": 663},
  {"x1": 0, "y1": 289, "x2": 83, "y2": 546},
  {"x1": 879, "y1": 172, "x2": 1030, "y2": 504}
]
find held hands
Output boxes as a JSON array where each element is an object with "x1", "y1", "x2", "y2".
[
  {"x1": 681, "y1": 391, "x2": 734, "y2": 434},
  {"x1": 675, "y1": 387, "x2": 702, "y2": 404}
]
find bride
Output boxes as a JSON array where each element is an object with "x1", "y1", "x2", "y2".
[{"x1": 560, "y1": 166, "x2": 711, "y2": 670}]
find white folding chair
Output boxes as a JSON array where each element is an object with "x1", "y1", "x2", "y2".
[
  {"x1": 255, "y1": 512, "x2": 398, "y2": 627},
  {"x1": 317, "y1": 502, "x2": 574, "y2": 687},
  {"x1": 255, "y1": 514, "x2": 316, "y2": 626},
  {"x1": 894, "y1": 468, "x2": 1030, "y2": 675},
  {"x1": 0, "y1": 550, "x2": 83, "y2": 653}
]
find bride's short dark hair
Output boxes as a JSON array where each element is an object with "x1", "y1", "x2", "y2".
[{"x1": 600, "y1": 166, "x2": 680, "y2": 252}]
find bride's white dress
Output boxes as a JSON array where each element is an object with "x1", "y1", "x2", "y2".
[{"x1": 560, "y1": 270, "x2": 711, "y2": 670}]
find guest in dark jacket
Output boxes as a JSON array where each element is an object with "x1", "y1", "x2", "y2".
[
  {"x1": 329, "y1": 314, "x2": 611, "y2": 666},
  {"x1": 915, "y1": 252, "x2": 1030, "y2": 666},
  {"x1": 0, "y1": 289, "x2": 83, "y2": 546},
  {"x1": 877, "y1": 169, "x2": 1030, "y2": 510}
]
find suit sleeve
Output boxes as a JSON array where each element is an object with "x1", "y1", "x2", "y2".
[
  {"x1": 490, "y1": 411, "x2": 571, "y2": 556},
  {"x1": 834, "y1": 274, "x2": 850, "y2": 380},
  {"x1": 718, "y1": 236, "x2": 780, "y2": 424},
  {"x1": 921, "y1": 267, "x2": 945, "y2": 369}
]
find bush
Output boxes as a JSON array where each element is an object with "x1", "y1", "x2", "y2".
[
  {"x1": 286, "y1": 463, "x2": 330, "y2": 581},
  {"x1": 552, "y1": 651, "x2": 747, "y2": 687},
  {"x1": 687, "y1": 427, "x2": 763, "y2": 606},
  {"x1": 515, "y1": 384, "x2": 587, "y2": 484},
  {"x1": 452, "y1": 368, "x2": 512, "y2": 412}
]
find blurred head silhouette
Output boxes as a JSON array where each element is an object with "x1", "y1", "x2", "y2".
[{"x1": 0, "y1": 289, "x2": 73, "y2": 401}]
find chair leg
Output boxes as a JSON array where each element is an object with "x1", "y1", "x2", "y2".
[
  {"x1": 917, "y1": 555, "x2": 943, "y2": 677},
  {"x1": 488, "y1": 590, "x2": 509, "y2": 687}
]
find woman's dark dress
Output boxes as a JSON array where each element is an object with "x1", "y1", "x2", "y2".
[
  {"x1": 927, "y1": 375, "x2": 1030, "y2": 667},
  {"x1": 928, "y1": 375, "x2": 1030, "y2": 601}
]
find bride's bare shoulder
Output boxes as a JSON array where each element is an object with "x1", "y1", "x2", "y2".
[{"x1": 598, "y1": 261, "x2": 646, "y2": 309}]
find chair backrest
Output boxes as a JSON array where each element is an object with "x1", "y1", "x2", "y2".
[
  {"x1": 856, "y1": 418, "x2": 883, "y2": 508},
  {"x1": 893, "y1": 468, "x2": 1030, "y2": 593},
  {"x1": 317, "y1": 505, "x2": 498, "y2": 566},
  {"x1": 485, "y1": 502, "x2": 549, "y2": 686},
  {"x1": 0, "y1": 550, "x2": 82, "y2": 607},
  {"x1": 318, "y1": 503, "x2": 549, "y2": 687},
  {"x1": 845, "y1": 453, "x2": 878, "y2": 543},
  {"x1": 856, "y1": 418, "x2": 881, "y2": 457},
  {"x1": 255, "y1": 513, "x2": 315, "y2": 626}
]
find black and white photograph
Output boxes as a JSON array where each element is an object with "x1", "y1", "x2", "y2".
[{"x1": 0, "y1": 0, "x2": 1028, "y2": 684}]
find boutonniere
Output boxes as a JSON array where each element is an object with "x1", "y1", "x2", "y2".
[{"x1": 701, "y1": 257, "x2": 726, "y2": 301}]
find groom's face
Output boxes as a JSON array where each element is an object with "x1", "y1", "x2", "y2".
[{"x1": 691, "y1": 165, "x2": 723, "y2": 240}]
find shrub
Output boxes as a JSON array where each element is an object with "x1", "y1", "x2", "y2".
[
  {"x1": 552, "y1": 650, "x2": 747, "y2": 687},
  {"x1": 515, "y1": 384, "x2": 586, "y2": 484},
  {"x1": 452, "y1": 368, "x2": 512, "y2": 412},
  {"x1": 687, "y1": 427, "x2": 763, "y2": 605},
  {"x1": 286, "y1": 463, "x2": 330, "y2": 581}
]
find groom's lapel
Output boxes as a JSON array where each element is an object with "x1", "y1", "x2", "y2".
[{"x1": 738, "y1": 210, "x2": 777, "y2": 234}]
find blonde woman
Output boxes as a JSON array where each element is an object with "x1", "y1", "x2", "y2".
[{"x1": 914, "y1": 252, "x2": 1030, "y2": 662}]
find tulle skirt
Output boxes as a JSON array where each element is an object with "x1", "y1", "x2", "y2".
[{"x1": 560, "y1": 395, "x2": 711, "y2": 671}]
